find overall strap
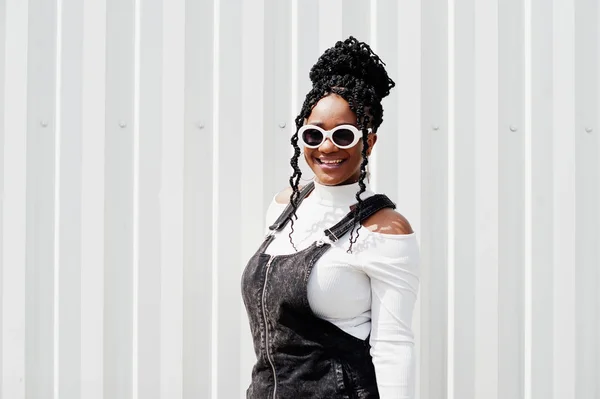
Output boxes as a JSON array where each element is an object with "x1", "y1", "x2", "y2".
[
  {"x1": 323, "y1": 194, "x2": 396, "y2": 242},
  {"x1": 268, "y1": 182, "x2": 315, "y2": 232}
]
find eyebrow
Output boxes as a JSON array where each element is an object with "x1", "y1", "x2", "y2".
[{"x1": 309, "y1": 121, "x2": 357, "y2": 128}]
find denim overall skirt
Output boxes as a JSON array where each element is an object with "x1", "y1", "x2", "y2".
[{"x1": 241, "y1": 182, "x2": 396, "y2": 399}]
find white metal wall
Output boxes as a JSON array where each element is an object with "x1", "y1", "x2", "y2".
[{"x1": 0, "y1": 0, "x2": 599, "y2": 398}]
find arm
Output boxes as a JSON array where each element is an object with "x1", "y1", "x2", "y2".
[{"x1": 361, "y1": 210, "x2": 420, "y2": 399}]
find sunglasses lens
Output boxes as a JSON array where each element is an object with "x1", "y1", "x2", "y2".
[
  {"x1": 302, "y1": 128, "x2": 324, "y2": 146},
  {"x1": 332, "y1": 128, "x2": 356, "y2": 147}
]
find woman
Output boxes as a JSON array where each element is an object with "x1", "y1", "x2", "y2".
[{"x1": 241, "y1": 37, "x2": 420, "y2": 399}]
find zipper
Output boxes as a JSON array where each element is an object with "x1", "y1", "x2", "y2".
[{"x1": 261, "y1": 255, "x2": 277, "y2": 398}]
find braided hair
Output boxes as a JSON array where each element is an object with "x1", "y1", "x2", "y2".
[{"x1": 288, "y1": 36, "x2": 395, "y2": 253}]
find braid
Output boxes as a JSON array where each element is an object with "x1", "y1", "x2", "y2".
[
  {"x1": 286, "y1": 36, "x2": 395, "y2": 252},
  {"x1": 288, "y1": 88, "x2": 329, "y2": 251},
  {"x1": 347, "y1": 114, "x2": 371, "y2": 253},
  {"x1": 288, "y1": 128, "x2": 302, "y2": 252}
]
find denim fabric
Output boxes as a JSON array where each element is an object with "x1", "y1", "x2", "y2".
[{"x1": 241, "y1": 184, "x2": 395, "y2": 399}]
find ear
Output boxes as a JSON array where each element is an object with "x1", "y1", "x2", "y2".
[{"x1": 366, "y1": 133, "x2": 378, "y2": 156}]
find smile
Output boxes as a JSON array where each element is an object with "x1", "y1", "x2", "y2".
[{"x1": 316, "y1": 158, "x2": 345, "y2": 165}]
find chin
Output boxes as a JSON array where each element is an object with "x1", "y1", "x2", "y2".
[
  {"x1": 315, "y1": 173, "x2": 355, "y2": 186},
  {"x1": 314, "y1": 174, "x2": 340, "y2": 186}
]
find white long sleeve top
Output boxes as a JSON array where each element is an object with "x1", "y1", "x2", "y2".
[{"x1": 264, "y1": 179, "x2": 420, "y2": 399}]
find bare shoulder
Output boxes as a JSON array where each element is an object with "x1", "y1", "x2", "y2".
[
  {"x1": 274, "y1": 186, "x2": 305, "y2": 205},
  {"x1": 362, "y1": 208, "x2": 414, "y2": 235}
]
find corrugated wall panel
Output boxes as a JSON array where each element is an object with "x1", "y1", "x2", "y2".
[
  {"x1": 394, "y1": 0, "x2": 422, "y2": 230},
  {"x1": 58, "y1": 0, "x2": 84, "y2": 397},
  {"x1": 296, "y1": 0, "x2": 319, "y2": 181},
  {"x1": 474, "y1": 2, "x2": 499, "y2": 398},
  {"x1": 394, "y1": 2, "x2": 423, "y2": 393},
  {"x1": 597, "y1": 0, "x2": 600, "y2": 391},
  {"x1": 0, "y1": 0, "x2": 4, "y2": 390},
  {"x1": 159, "y1": 0, "x2": 185, "y2": 396},
  {"x1": 575, "y1": 0, "x2": 600, "y2": 397},
  {"x1": 342, "y1": 0, "x2": 370, "y2": 46},
  {"x1": 0, "y1": 1, "x2": 599, "y2": 398},
  {"x1": 498, "y1": 0, "x2": 526, "y2": 395},
  {"x1": 531, "y1": 0, "x2": 554, "y2": 398},
  {"x1": 295, "y1": 0, "x2": 319, "y2": 111},
  {"x1": 103, "y1": 0, "x2": 134, "y2": 397},
  {"x1": 372, "y1": 0, "x2": 399, "y2": 198},
  {"x1": 215, "y1": 1, "x2": 243, "y2": 398},
  {"x1": 2, "y1": 1, "x2": 28, "y2": 397},
  {"x1": 263, "y1": 0, "x2": 292, "y2": 213},
  {"x1": 453, "y1": 0, "x2": 476, "y2": 397},
  {"x1": 420, "y1": 0, "x2": 449, "y2": 398},
  {"x1": 239, "y1": 0, "x2": 265, "y2": 395},
  {"x1": 182, "y1": 0, "x2": 213, "y2": 397},
  {"x1": 137, "y1": 0, "x2": 162, "y2": 397},
  {"x1": 318, "y1": 0, "x2": 342, "y2": 53},
  {"x1": 25, "y1": 0, "x2": 57, "y2": 396},
  {"x1": 552, "y1": 2, "x2": 577, "y2": 398},
  {"x1": 80, "y1": 0, "x2": 106, "y2": 397}
]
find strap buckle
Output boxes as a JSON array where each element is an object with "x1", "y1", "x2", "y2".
[{"x1": 324, "y1": 228, "x2": 339, "y2": 242}]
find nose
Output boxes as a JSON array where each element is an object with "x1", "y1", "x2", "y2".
[{"x1": 318, "y1": 138, "x2": 339, "y2": 153}]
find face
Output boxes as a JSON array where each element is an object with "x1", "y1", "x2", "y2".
[{"x1": 302, "y1": 93, "x2": 377, "y2": 186}]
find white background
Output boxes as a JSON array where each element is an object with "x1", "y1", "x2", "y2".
[{"x1": 1, "y1": 0, "x2": 599, "y2": 398}]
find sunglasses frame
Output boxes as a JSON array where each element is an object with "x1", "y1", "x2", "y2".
[{"x1": 297, "y1": 124, "x2": 373, "y2": 149}]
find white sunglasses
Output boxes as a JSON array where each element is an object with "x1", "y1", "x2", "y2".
[{"x1": 297, "y1": 124, "x2": 372, "y2": 149}]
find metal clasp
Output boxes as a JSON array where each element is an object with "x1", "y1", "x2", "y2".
[
  {"x1": 324, "y1": 229, "x2": 339, "y2": 242},
  {"x1": 316, "y1": 235, "x2": 334, "y2": 248}
]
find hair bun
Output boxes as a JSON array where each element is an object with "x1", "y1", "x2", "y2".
[{"x1": 308, "y1": 36, "x2": 394, "y2": 100}]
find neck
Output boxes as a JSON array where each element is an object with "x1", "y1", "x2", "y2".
[{"x1": 311, "y1": 178, "x2": 372, "y2": 207}]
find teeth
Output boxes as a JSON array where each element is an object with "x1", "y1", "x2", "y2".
[{"x1": 320, "y1": 159, "x2": 343, "y2": 164}]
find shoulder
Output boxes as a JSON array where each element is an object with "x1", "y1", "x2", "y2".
[
  {"x1": 361, "y1": 207, "x2": 414, "y2": 235},
  {"x1": 274, "y1": 187, "x2": 294, "y2": 204},
  {"x1": 274, "y1": 185, "x2": 305, "y2": 205}
]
